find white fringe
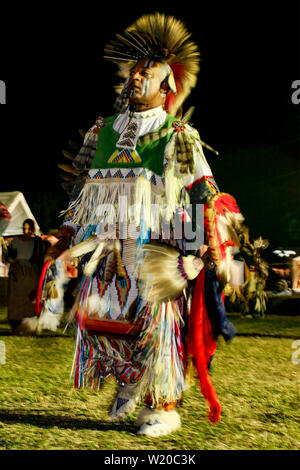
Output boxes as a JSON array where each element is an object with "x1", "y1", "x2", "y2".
[
  {"x1": 133, "y1": 301, "x2": 186, "y2": 406},
  {"x1": 61, "y1": 164, "x2": 188, "y2": 235},
  {"x1": 68, "y1": 237, "x2": 99, "y2": 258},
  {"x1": 83, "y1": 240, "x2": 106, "y2": 277},
  {"x1": 163, "y1": 158, "x2": 185, "y2": 222},
  {"x1": 62, "y1": 180, "x2": 144, "y2": 227}
]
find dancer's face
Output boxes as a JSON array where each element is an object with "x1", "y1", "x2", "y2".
[{"x1": 128, "y1": 59, "x2": 168, "y2": 111}]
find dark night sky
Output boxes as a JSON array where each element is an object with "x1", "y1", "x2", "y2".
[{"x1": 0, "y1": 3, "x2": 299, "y2": 251}]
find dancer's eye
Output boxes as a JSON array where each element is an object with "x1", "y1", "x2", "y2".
[{"x1": 142, "y1": 71, "x2": 152, "y2": 78}]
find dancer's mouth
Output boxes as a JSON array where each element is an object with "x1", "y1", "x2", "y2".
[{"x1": 130, "y1": 83, "x2": 142, "y2": 94}]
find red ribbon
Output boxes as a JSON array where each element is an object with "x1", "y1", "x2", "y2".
[
  {"x1": 35, "y1": 261, "x2": 51, "y2": 317},
  {"x1": 187, "y1": 269, "x2": 221, "y2": 423}
]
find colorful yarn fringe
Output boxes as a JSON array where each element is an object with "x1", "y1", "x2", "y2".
[
  {"x1": 133, "y1": 300, "x2": 186, "y2": 407},
  {"x1": 71, "y1": 327, "x2": 140, "y2": 389}
]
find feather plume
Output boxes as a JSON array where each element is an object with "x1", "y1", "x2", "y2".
[
  {"x1": 58, "y1": 163, "x2": 80, "y2": 176},
  {"x1": 204, "y1": 193, "x2": 244, "y2": 285},
  {"x1": 59, "y1": 172, "x2": 75, "y2": 182},
  {"x1": 62, "y1": 149, "x2": 75, "y2": 161},
  {"x1": 104, "y1": 13, "x2": 200, "y2": 116},
  {"x1": 112, "y1": 240, "x2": 127, "y2": 278},
  {"x1": 182, "y1": 106, "x2": 195, "y2": 123},
  {"x1": 68, "y1": 140, "x2": 80, "y2": 152},
  {"x1": 61, "y1": 181, "x2": 76, "y2": 195},
  {"x1": 83, "y1": 241, "x2": 106, "y2": 277},
  {"x1": 45, "y1": 280, "x2": 58, "y2": 299},
  {"x1": 141, "y1": 243, "x2": 203, "y2": 303},
  {"x1": 68, "y1": 237, "x2": 99, "y2": 258},
  {"x1": 37, "y1": 259, "x2": 69, "y2": 332}
]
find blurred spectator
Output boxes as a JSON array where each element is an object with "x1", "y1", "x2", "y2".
[
  {"x1": 266, "y1": 263, "x2": 291, "y2": 291},
  {"x1": 3, "y1": 219, "x2": 44, "y2": 334}
]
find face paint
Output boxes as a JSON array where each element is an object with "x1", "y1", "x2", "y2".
[
  {"x1": 161, "y1": 63, "x2": 171, "y2": 79},
  {"x1": 141, "y1": 76, "x2": 150, "y2": 97},
  {"x1": 128, "y1": 59, "x2": 169, "y2": 110},
  {"x1": 140, "y1": 60, "x2": 154, "y2": 97},
  {"x1": 144, "y1": 59, "x2": 155, "y2": 69}
]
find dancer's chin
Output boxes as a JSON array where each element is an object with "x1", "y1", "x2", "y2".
[{"x1": 129, "y1": 101, "x2": 151, "y2": 111}]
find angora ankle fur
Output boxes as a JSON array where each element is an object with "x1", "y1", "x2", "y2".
[
  {"x1": 136, "y1": 407, "x2": 181, "y2": 437},
  {"x1": 109, "y1": 383, "x2": 138, "y2": 421}
]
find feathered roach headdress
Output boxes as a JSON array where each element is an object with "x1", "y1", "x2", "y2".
[{"x1": 104, "y1": 12, "x2": 200, "y2": 116}]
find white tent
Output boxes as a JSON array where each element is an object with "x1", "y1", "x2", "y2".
[
  {"x1": 0, "y1": 191, "x2": 41, "y2": 237},
  {"x1": 0, "y1": 192, "x2": 41, "y2": 276}
]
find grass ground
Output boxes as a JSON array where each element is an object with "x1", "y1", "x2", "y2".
[{"x1": 0, "y1": 307, "x2": 299, "y2": 450}]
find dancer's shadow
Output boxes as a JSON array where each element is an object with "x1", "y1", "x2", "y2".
[{"x1": 0, "y1": 410, "x2": 137, "y2": 433}]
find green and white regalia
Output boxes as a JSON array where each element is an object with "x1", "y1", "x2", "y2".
[
  {"x1": 41, "y1": 13, "x2": 244, "y2": 436},
  {"x1": 62, "y1": 105, "x2": 219, "y2": 407}
]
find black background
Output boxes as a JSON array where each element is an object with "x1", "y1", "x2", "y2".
[{"x1": 0, "y1": 2, "x2": 299, "y2": 254}]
